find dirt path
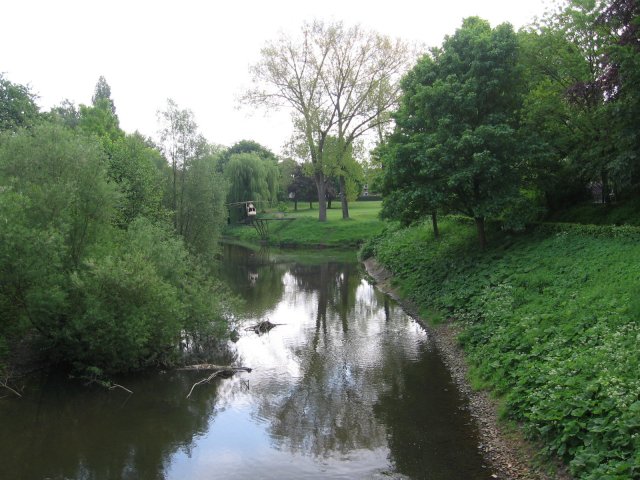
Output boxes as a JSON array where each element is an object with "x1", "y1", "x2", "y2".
[{"x1": 364, "y1": 258, "x2": 572, "y2": 480}]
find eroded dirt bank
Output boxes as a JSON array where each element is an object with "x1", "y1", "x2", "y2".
[{"x1": 364, "y1": 258, "x2": 572, "y2": 480}]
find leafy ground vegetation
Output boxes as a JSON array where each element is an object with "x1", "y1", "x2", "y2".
[{"x1": 362, "y1": 218, "x2": 640, "y2": 479}]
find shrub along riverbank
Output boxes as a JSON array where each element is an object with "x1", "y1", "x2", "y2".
[{"x1": 361, "y1": 218, "x2": 640, "y2": 480}]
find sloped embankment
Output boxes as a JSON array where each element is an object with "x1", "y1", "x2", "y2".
[{"x1": 362, "y1": 219, "x2": 640, "y2": 480}]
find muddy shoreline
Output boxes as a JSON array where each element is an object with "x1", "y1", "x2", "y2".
[{"x1": 364, "y1": 258, "x2": 572, "y2": 480}]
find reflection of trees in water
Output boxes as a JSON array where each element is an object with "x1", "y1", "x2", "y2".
[
  {"x1": 0, "y1": 371, "x2": 225, "y2": 480},
  {"x1": 373, "y1": 349, "x2": 490, "y2": 480},
  {"x1": 218, "y1": 244, "x2": 287, "y2": 317},
  {"x1": 256, "y1": 262, "x2": 421, "y2": 460}
]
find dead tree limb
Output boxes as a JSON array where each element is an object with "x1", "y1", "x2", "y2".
[
  {"x1": 185, "y1": 365, "x2": 252, "y2": 398},
  {"x1": 109, "y1": 383, "x2": 133, "y2": 395},
  {"x1": 0, "y1": 380, "x2": 22, "y2": 398},
  {"x1": 0, "y1": 369, "x2": 22, "y2": 398}
]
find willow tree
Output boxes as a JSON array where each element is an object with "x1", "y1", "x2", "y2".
[{"x1": 243, "y1": 20, "x2": 411, "y2": 221}]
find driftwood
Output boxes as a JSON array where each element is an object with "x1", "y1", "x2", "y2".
[
  {"x1": 109, "y1": 383, "x2": 133, "y2": 394},
  {"x1": 183, "y1": 364, "x2": 252, "y2": 399},
  {"x1": 244, "y1": 320, "x2": 284, "y2": 335}
]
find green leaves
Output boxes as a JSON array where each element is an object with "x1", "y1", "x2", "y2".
[
  {"x1": 0, "y1": 123, "x2": 232, "y2": 374},
  {"x1": 381, "y1": 17, "x2": 524, "y2": 247}
]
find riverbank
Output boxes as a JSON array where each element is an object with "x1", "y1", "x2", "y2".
[
  {"x1": 364, "y1": 257, "x2": 570, "y2": 480},
  {"x1": 362, "y1": 218, "x2": 640, "y2": 479}
]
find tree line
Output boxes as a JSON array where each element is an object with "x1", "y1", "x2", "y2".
[
  {"x1": 376, "y1": 0, "x2": 640, "y2": 248},
  {"x1": 0, "y1": 73, "x2": 304, "y2": 377},
  {"x1": 243, "y1": 1, "x2": 640, "y2": 243}
]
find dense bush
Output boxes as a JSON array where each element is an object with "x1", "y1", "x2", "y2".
[
  {"x1": 369, "y1": 218, "x2": 640, "y2": 479},
  {"x1": 0, "y1": 125, "x2": 231, "y2": 374}
]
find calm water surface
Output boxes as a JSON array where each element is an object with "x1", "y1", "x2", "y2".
[{"x1": 1, "y1": 244, "x2": 492, "y2": 479}]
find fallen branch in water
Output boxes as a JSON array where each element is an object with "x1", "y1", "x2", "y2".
[
  {"x1": 244, "y1": 319, "x2": 284, "y2": 335},
  {"x1": 0, "y1": 378, "x2": 22, "y2": 398},
  {"x1": 74, "y1": 372, "x2": 133, "y2": 396},
  {"x1": 179, "y1": 364, "x2": 252, "y2": 373},
  {"x1": 109, "y1": 383, "x2": 133, "y2": 394},
  {"x1": 185, "y1": 365, "x2": 252, "y2": 398},
  {"x1": 0, "y1": 368, "x2": 22, "y2": 398}
]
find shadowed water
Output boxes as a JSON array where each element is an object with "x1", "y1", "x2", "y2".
[{"x1": 0, "y1": 244, "x2": 492, "y2": 479}]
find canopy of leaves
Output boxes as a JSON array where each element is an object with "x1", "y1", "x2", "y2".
[{"x1": 381, "y1": 17, "x2": 523, "y2": 244}]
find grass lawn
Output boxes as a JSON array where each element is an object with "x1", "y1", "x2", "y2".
[{"x1": 223, "y1": 200, "x2": 385, "y2": 248}]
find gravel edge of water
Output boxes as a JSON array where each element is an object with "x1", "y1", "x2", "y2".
[{"x1": 363, "y1": 258, "x2": 573, "y2": 480}]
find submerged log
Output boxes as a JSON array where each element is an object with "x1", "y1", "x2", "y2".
[
  {"x1": 244, "y1": 320, "x2": 284, "y2": 335},
  {"x1": 184, "y1": 364, "x2": 252, "y2": 398},
  {"x1": 179, "y1": 364, "x2": 252, "y2": 374}
]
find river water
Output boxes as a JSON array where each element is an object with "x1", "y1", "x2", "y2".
[{"x1": 1, "y1": 244, "x2": 492, "y2": 479}]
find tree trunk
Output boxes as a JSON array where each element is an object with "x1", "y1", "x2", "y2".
[
  {"x1": 339, "y1": 175, "x2": 349, "y2": 219},
  {"x1": 315, "y1": 172, "x2": 327, "y2": 222},
  {"x1": 431, "y1": 212, "x2": 440, "y2": 239},
  {"x1": 475, "y1": 216, "x2": 487, "y2": 250},
  {"x1": 294, "y1": 199, "x2": 298, "y2": 211}
]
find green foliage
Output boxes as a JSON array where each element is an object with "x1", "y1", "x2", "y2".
[
  {"x1": 179, "y1": 152, "x2": 228, "y2": 257},
  {"x1": 91, "y1": 76, "x2": 116, "y2": 116},
  {"x1": 108, "y1": 133, "x2": 166, "y2": 226},
  {"x1": 547, "y1": 197, "x2": 640, "y2": 226},
  {"x1": 224, "y1": 152, "x2": 279, "y2": 209},
  {"x1": 0, "y1": 124, "x2": 232, "y2": 374},
  {"x1": 62, "y1": 219, "x2": 229, "y2": 372},
  {"x1": 78, "y1": 98, "x2": 124, "y2": 144},
  {"x1": 0, "y1": 123, "x2": 117, "y2": 269},
  {"x1": 0, "y1": 74, "x2": 40, "y2": 132},
  {"x1": 381, "y1": 17, "x2": 524, "y2": 247},
  {"x1": 156, "y1": 99, "x2": 228, "y2": 254},
  {"x1": 370, "y1": 219, "x2": 640, "y2": 478},
  {"x1": 219, "y1": 139, "x2": 278, "y2": 173}
]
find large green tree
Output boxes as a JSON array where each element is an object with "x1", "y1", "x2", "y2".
[
  {"x1": 381, "y1": 17, "x2": 524, "y2": 248},
  {"x1": 243, "y1": 20, "x2": 411, "y2": 221}
]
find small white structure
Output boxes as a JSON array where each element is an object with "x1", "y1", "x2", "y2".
[{"x1": 246, "y1": 202, "x2": 257, "y2": 216}]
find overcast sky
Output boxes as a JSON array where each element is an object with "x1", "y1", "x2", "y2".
[{"x1": 2, "y1": 0, "x2": 553, "y2": 154}]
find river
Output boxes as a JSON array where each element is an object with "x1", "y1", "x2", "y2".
[{"x1": 0, "y1": 244, "x2": 492, "y2": 479}]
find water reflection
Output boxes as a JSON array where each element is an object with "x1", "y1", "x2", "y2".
[
  {"x1": 0, "y1": 371, "x2": 220, "y2": 480},
  {"x1": 1, "y1": 244, "x2": 491, "y2": 479}
]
